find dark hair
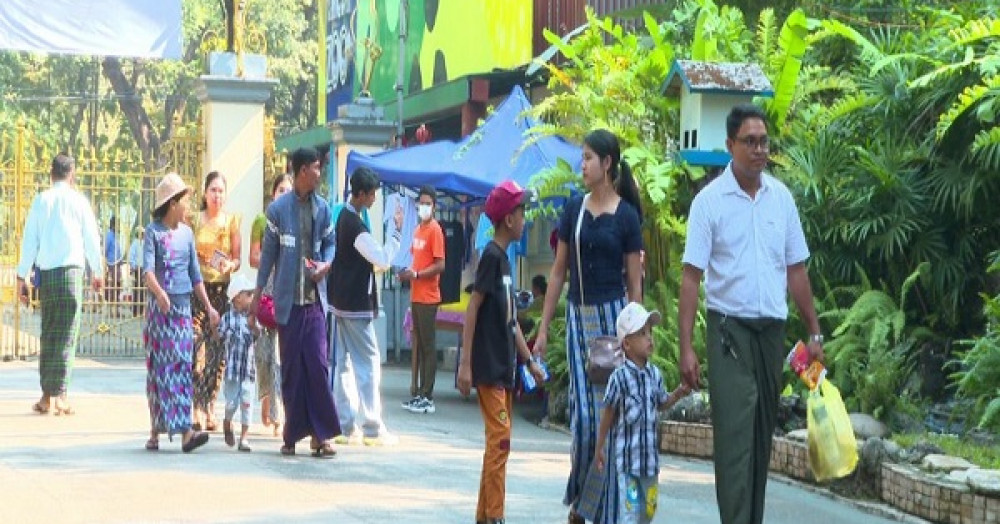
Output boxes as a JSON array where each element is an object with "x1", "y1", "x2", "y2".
[
  {"x1": 51, "y1": 154, "x2": 74, "y2": 181},
  {"x1": 270, "y1": 173, "x2": 293, "y2": 198},
  {"x1": 583, "y1": 129, "x2": 642, "y2": 222},
  {"x1": 726, "y1": 104, "x2": 769, "y2": 139},
  {"x1": 109, "y1": 215, "x2": 116, "y2": 230},
  {"x1": 291, "y1": 147, "x2": 319, "y2": 177},
  {"x1": 418, "y1": 185, "x2": 436, "y2": 204},
  {"x1": 350, "y1": 167, "x2": 380, "y2": 197},
  {"x1": 532, "y1": 274, "x2": 547, "y2": 293},
  {"x1": 152, "y1": 192, "x2": 186, "y2": 220},
  {"x1": 200, "y1": 170, "x2": 225, "y2": 211}
]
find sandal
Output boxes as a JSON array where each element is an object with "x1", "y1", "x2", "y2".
[
  {"x1": 205, "y1": 420, "x2": 218, "y2": 432},
  {"x1": 310, "y1": 441, "x2": 336, "y2": 459},
  {"x1": 54, "y1": 398, "x2": 75, "y2": 416},
  {"x1": 279, "y1": 444, "x2": 295, "y2": 456},
  {"x1": 181, "y1": 431, "x2": 209, "y2": 453},
  {"x1": 223, "y1": 421, "x2": 235, "y2": 447},
  {"x1": 145, "y1": 438, "x2": 159, "y2": 451},
  {"x1": 32, "y1": 401, "x2": 50, "y2": 415}
]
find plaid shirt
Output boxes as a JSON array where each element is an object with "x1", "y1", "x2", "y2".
[
  {"x1": 220, "y1": 309, "x2": 255, "y2": 383},
  {"x1": 604, "y1": 359, "x2": 669, "y2": 477}
]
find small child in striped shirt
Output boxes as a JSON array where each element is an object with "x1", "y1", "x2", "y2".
[
  {"x1": 595, "y1": 302, "x2": 690, "y2": 524},
  {"x1": 219, "y1": 274, "x2": 257, "y2": 452}
]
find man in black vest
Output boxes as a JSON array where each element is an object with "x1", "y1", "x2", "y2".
[{"x1": 329, "y1": 167, "x2": 403, "y2": 445}]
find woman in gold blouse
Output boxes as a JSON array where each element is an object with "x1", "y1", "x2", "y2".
[{"x1": 191, "y1": 170, "x2": 241, "y2": 431}]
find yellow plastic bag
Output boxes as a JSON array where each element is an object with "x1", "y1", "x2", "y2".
[{"x1": 806, "y1": 379, "x2": 858, "y2": 481}]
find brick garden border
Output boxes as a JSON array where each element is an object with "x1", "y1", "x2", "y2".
[{"x1": 660, "y1": 421, "x2": 1000, "y2": 524}]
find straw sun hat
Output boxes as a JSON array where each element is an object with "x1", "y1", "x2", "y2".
[{"x1": 154, "y1": 172, "x2": 191, "y2": 210}]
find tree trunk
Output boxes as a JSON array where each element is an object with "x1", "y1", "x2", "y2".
[{"x1": 101, "y1": 57, "x2": 160, "y2": 169}]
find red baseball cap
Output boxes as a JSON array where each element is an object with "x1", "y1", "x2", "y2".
[{"x1": 484, "y1": 180, "x2": 536, "y2": 224}]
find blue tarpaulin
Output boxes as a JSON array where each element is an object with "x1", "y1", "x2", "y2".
[{"x1": 345, "y1": 85, "x2": 580, "y2": 199}]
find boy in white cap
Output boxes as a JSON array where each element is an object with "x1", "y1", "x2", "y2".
[
  {"x1": 594, "y1": 302, "x2": 690, "y2": 523},
  {"x1": 219, "y1": 272, "x2": 257, "y2": 451}
]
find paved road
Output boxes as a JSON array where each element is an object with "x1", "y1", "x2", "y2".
[{"x1": 0, "y1": 360, "x2": 922, "y2": 523}]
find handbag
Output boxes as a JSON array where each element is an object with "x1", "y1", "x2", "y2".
[
  {"x1": 257, "y1": 294, "x2": 278, "y2": 329},
  {"x1": 575, "y1": 194, "x2": 624, "y2": 385}
]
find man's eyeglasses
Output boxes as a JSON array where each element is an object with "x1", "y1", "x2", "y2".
[{"x1": 735, "y1": 135, "x2": 770, "y2": 151}]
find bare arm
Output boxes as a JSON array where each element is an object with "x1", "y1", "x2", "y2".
[
  {"x1": 624, "y1": 251, "x2": 642, "y2": 302},
  {"x1": 424, "y1": 257, "x2": 446, "y2": 278},
  {"x1": 659, "y1": 384, "x2": 692, "y2": 411},
  {"x1": 788, "y1": 262, "x2": 825, "y2": 361},
  {"x1": 227, "y1": 215, "x2": 242, "y2": 273},
  {"x1": 534, "y1": 240, "x2": 569, "y2": 357},
  {"x1": 456, "y1": 291, "x2": 485, "y2": 396},
  {"x1": 678, "y1": 264, "x2": 703, "y2": 390},
  {"x1": 594, "y1": 403, "x2": 616, "y2": 472}
]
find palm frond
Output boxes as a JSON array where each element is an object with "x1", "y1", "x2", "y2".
[
  {"x1": 935, "y1": 75, "x2": 1000, "y2": 140},
  {"x1": 946, "y1": 18, "x2": 1000, "y2": 49},
  {"x1": 970, "y1": 126, "x2": 1000, "y2": 170}
]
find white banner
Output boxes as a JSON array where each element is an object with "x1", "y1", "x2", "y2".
[{"x1": 0, "y1": 0, "x2": 182, "y2": 59}]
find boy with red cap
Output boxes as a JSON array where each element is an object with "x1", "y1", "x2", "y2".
[{"x1": 458, "y1": 180, "x2": 546, "y2": 524}]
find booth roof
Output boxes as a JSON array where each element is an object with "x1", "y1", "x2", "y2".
[{"x1": 346, "y1": 85, "x2": 580, "y2": 200}]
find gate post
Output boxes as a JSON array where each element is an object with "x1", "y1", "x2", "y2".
[
  {"x1": 13, "y1": 120, "x2": 25, "y2": 359},
  {"x1": 196, "y1": 54, "x2": 277, "y2": 274}
]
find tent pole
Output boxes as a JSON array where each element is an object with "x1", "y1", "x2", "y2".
[
  {"x1": 392, "y1": 0, "x2": 408, "y2": 362},
  {"x1": 395, "y1": 0, "x2": 407, "y2": 149}
]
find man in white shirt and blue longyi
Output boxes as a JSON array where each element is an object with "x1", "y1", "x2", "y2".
[{"x1": 16, "y1": 154, "x2": 104, "y2": 416}]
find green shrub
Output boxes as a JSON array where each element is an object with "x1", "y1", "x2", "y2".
[
  {"x1": 951, "y1": 257, "x2": 1000, "y2": 432},
  {"x1": 821, "y1": 264, "x2": 930, "y2": 420}
]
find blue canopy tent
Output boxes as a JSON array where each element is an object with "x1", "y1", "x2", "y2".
[{"x1": 345, "y1": 85, "x2": 580, "y2": 200}]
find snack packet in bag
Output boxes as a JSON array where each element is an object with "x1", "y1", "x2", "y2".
[{"x1": 787, "y1": 340, "x2": 827, "y2": 390}]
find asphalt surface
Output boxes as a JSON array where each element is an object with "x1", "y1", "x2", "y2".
[{"x1": 0, "y1": 359, "x2": 925, "y2": 523}]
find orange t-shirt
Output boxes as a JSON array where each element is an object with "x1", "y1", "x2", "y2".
[{"x1": 410, "y1": 219, "x2": 445, "y2": 304}]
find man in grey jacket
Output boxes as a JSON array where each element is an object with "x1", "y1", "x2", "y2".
[{"x1": 252, "y1": 147, "x2": 341, "y2": 457}]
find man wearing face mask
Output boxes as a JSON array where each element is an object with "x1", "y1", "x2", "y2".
[{"x1": 398, "y1": 185, "x2": 446, "y2": 414}]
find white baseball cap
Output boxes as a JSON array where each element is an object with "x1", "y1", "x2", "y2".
[
  {"x1": 227, "y1": 273, "x2": 256, "y2": 301},
  {"x1": 616, "y1": 302, "x2": 662, "y2": 344}
]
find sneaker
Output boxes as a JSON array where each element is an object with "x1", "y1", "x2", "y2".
[
  {"x1": 333, "y1": 433, "x2": 363, "y2": 446},
  {"x1": 406, "y1": 396, "x2": 436, "y2": 414},
  {"x1": 362, "y1": 432, "x2": 399, "y2": 447},
  {"x1": 401, "y1": 396, "x2": 421, "y2": 409}
]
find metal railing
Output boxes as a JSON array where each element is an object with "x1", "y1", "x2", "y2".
[{"x1": 0, "y1": 122, "x2": 202, "y2": 359}]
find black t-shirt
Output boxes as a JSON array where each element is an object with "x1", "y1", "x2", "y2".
[
  {"x1": 471, "y1": 241, "x2": 517, "y2": 388},
  {"x1": 558, "y1": 195, "x2": 643, "y2": 305}
]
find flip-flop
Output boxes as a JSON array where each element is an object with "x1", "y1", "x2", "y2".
[
  {"x1": 182, "y1": 431, "x2": 210, "y2": 453},
  {"x1": 145, "y1": 438, "x2": 159, "y2": 452},
  {"x1": 31, "y1": 402, "x2": 50, "y2": 415}
]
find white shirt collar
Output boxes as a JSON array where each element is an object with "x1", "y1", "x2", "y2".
[{"x1": 719, "y1": 163, "x2": 771, "y2": 198}]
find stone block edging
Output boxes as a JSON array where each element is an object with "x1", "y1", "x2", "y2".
[{"x1": 660, "y1": 421, "x2": 1000, "y2": 524}]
